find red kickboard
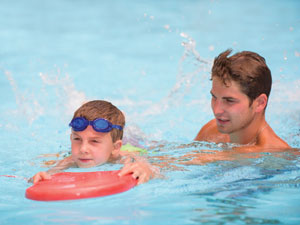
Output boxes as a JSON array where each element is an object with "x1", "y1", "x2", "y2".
[{"x1": 25, "y1": 170, "x2": 137, "y2": 201}]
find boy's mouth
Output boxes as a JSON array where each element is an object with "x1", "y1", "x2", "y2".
[{"x1": 79, "y1": 158, "x2": 92, "y2": 163}]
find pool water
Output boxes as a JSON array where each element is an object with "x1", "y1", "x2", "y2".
[{"x1": 0, "y1": 0, "x2": 300, "y2": 224}]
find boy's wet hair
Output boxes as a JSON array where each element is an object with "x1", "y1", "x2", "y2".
[
  {"x1": 211, "y1": 49, "x2": 272, "y2": 106},
  {"x1": 72, "y1": 100, "x2": 125, "y2": 142}
]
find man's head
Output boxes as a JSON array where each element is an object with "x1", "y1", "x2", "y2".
[
  {"x1": 211, "y1": 49, "x2": 272, "y2": 107},
  {"x1": 210, "y1": 50, "x2": 272, "y2": 135},
  {"x1": 70, "y1": 100, "x2": 125, "y2": 167}
]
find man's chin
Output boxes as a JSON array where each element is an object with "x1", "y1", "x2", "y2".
[{"x1": 217, "y1": 126, "x2": 231, "y2": 134}]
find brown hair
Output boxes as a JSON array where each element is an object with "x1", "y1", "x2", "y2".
[
  {"x1": 72, "y1": 100, "x2": 125, "y2": 142},
  {"x1": 211, "y1": 49, "x2": 272, "y2": 106}
]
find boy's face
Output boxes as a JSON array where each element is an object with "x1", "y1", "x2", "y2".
[
  {"x1": 70, "y1": 125, "x2": 121, "y2": 168},
  {"x1": 210, "y1": 77, "x2": 256, "y2": 134}
]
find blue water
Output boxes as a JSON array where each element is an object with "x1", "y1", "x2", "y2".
[{"x1": 0, "y1": 0, "x2": 300, "y2": 224}]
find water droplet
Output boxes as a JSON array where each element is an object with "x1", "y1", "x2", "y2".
[
  {"x1": 180, "y1": 32, "x2": 188, "y2": 38},
  {"x1": 208, "y1": 45, "x2": 215, "y2": 51}
]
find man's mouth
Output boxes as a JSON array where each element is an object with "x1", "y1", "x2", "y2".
[{"x1": 216, "y1": 118, "x2": 230, "y2": 125}]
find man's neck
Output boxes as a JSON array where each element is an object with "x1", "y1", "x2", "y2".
[{"x1": 229, "y1": 116, "x2": 267, "y2": 145}]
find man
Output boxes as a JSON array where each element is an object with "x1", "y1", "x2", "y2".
[{"x1": 195, "y1": 49, "x2": 290, "y2": 151}]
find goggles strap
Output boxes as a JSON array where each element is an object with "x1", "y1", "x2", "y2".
[{"x1": 111, "y1": 124, "x2": 123, "y2": 130}]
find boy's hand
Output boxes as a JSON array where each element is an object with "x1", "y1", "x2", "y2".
[
  {"x1": 31, "y1": 171, "x2": 51, "y2": 184},
  {"x1": 118, "y1": 160, "x2": 159, "y2": 185}
]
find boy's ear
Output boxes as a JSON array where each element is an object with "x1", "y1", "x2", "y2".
[
  {"x1": 254, "y1": 93, "x2": 268, "y2": 113},
  {"x1": 112, "y1": 140, "x2": 122, "y2": 156}
]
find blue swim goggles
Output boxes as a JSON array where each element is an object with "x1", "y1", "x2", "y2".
[{"x1": 69, "y1": 117, "x2": 123, "y2": 133}]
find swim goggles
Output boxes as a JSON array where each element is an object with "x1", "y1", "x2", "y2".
[{"x1": 69, "y1": 117, "x2": 123, "y2": 133}]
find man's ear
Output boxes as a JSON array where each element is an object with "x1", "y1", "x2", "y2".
[
  {"x1": 112, "y1": 140, "x2": 122, "y2": 157},
  {"x1": 254, "y1": 93, "x2": 268, "y2": 113}
]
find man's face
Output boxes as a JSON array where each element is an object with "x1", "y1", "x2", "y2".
[
  {"x1": 70, "y1": 125, "x2": 120, "y2": 168},
  {"x1": 210, "y1": 77, "x2": 256, "y2": 134}
]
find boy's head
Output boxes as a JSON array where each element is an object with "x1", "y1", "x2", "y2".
[
  {"x1": 69, "y1": 100, "x2": 125, "y2": 168},
  {"x1": 211, "y1": 49, "x2": 272, "y2": 108},
  {"x1": 72, "y1": 100, "x2": 125, "y2": 142}
]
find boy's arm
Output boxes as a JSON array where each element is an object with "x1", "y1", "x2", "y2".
[
  {"x1": 31, "y1": 156, "x2": 76, "y2": 184},
  {"x1": 47, "y1": 155, "x2": 76, "y2": 174},
  {"x1": 32, "y1": 171, "x2": 51, "y2": 184}
]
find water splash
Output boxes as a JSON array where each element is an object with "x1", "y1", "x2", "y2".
[
  {"x1": 141, "y1": 33, "x2": 211, "y2": 117},
  {"x1": 39, "y1": 71, "x2": 87, "y2": 116},
  {"x1": 4, "y1": 67, "x2": 87, "y2": 124},
  {"x1": 4, "y1": 70, "x2": 44, "y2": 124}
]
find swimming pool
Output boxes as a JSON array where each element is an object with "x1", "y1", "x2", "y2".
[{"x1": 0, "y1": 0, "x2": 300, "y2": 224}]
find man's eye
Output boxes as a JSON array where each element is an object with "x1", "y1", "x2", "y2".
[
  {"x1": 92, "y1": 140, "x2": 100, "y2": 143},
  {"x1": 226, "y1": 99, "x2": 235, "y2": 103}
]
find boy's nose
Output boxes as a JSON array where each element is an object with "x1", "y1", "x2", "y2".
[{"x1": 79, "y1": 142, "x2": 89, "y2": 154}]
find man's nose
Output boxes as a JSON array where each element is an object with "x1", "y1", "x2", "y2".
[{"x1": 212, "y1": 100, "x2": 224, "y2": 116}]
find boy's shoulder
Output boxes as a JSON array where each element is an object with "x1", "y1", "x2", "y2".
[{"x1": 194, "y1": 119, "x2": 229, "y2": 143}]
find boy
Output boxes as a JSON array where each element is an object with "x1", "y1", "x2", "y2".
[{"x1": 32, "y1": 100, "x2": 157, "y2": 184}]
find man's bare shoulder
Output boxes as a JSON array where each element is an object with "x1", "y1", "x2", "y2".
[
  {"x1": 235, "y1": 126, "x2": 291, "y2": 153},
  {"x1": 194, "y1": 119, "x2": 229, "y2": 143},
  {"x1": 258, "y1": 126, "x2": 291, "y2": 150}
]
